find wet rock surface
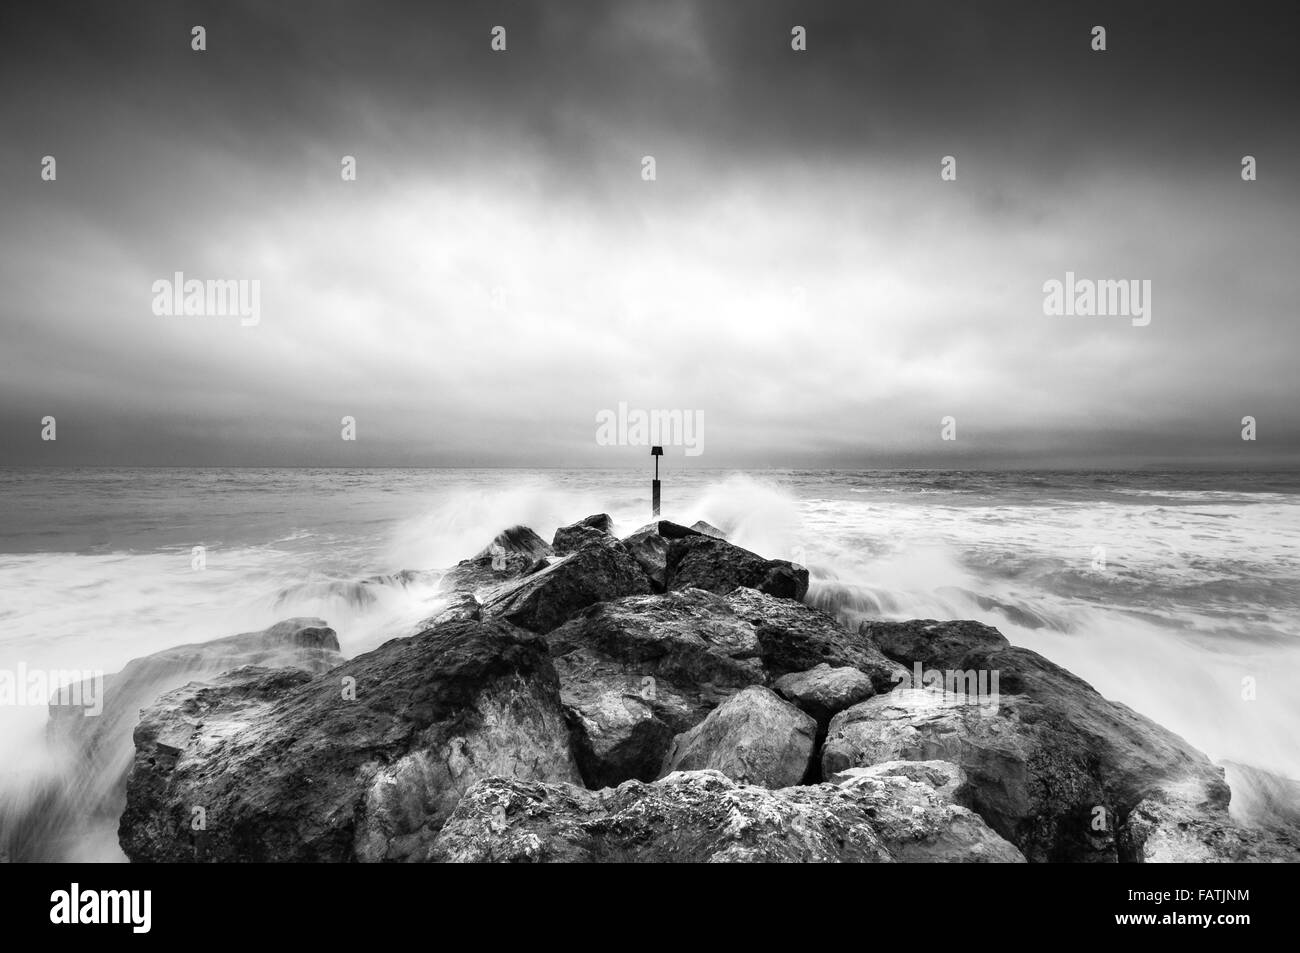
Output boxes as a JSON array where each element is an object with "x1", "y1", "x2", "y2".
[
  {"x1": 120, "y1": 619, "x2": 579, "y2": 862},
  {"x1": 659, "y1": 686, "x2": 817, "y2": 788},
  {"x1": 547, "y1": 588, "x2": 766, "y2": 787},
  {"x1": 552, "y1": 514, "x2": 615, "y2": 554},
  {"x1": 480, "y1": 535, "x2": 652, "y2": 633},
  {"x1": 430, "y1": 768, "x2": 1023, "y2": 863},
  {"x1": 666, "y1": 534, "x2": 809, "y2": 601},
  {"x1": 101, "y1": 517, "x2": 1297, "y2": 865},
  {"x1": 9, "y1": 618, "x2": 341, "y2": 862}
]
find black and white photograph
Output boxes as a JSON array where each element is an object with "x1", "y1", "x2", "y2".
[{"x1": 0, "y1": 0, "x2": 1295, "y2": 931}]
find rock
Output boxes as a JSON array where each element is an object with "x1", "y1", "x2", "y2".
[
  {"x1": 1122, "y1": 788, "x2": 1300, "y2": 863},
  {"x1": 839, "y1": 619, "x2": 1235, "y2": 861},
  {"x1": 51, "y1": 618, "x2": 342, "y2": 743},
  {"x1": 549, "y1": 586, "x2": 905, "y2": 788},
  {"x1": 439, "y1": 554, "x2": 538, "y2": 598},
  {"x1": 726, "y1": 587, "x2": 906, "y2": 692},
  {"x1": 59, "y1": 509, "x2": 1278, "y2": 867},
  {"x1": 690, "y1": 520, "x2": 727, "y2": 539},
  {"x1": 1119, "y1": 762, "x2": 1300, "y2": 862},
  {"x1": 773, "y1": 663, "x2": 877, "y2": 726},
  {"x1": 8, "y1": 619, "x2": 342, "y2": 863},
  {"x1": 659, "y1": 686, "x2": 816, "y2": 788},
  {"x1": 620, "y1": 520, "x2": 703, "y2": 590},
  {"x1": 860, "y1": 618, "x2": 1009, "y2": 671},
  {"x1": 434, "y1": 526, "x2": 555, "y2": 602},
  {"x1": 821, "y1": 683, "x2": 1212, "y2": 862},
  {"x1": 830, "y1": 761, "x2": 1026, "y2": 862},
  {"x1": 480, "y1": 526, "x2": 552, "y2": 560},
  {"x1": 546, "y1": 589, "x2": 767, "y2": 787},
  {"x1": 119, "y1": 619, "x2": 580, "y2": 862},
  {"x1": 552, "y1": 514, "x2": 614, "y2": 554},
  {"x1": 480, "y1": 535, "x2": 651, "y2": 634},
  {"x1": 821, "y1": 691, "x2": 1004, "y2": 788},
  {"x1": 439, "y1": 553, "x2": 542, "y2": 602},
  {"x1": 629, "y1": 519, "x2": 702, "y2": 540},
  {"x1": 829, "y1": 759, "x2": 966, "y2": 802},
  {"x1": 414, "y1": 592, "x2": 481, "y2": 629},
  {"x1": 822, "y1": 688, "x2": 1036, "y2": 841},
  {"x1": 666, "y1": 535, "x2": 808, "y2": 601},
  {"x1": 430, "y1": 769, "x2": 1023, "y2": 863}
]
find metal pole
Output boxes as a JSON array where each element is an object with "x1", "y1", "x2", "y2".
[{"x1": 651, "y1": 446, "x2": 662, "y2": 517}]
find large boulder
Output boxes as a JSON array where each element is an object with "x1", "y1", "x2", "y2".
[
  {"x1": 9, "y1": 619, "x2": 341, "y2": 863},
  {"x1": 119, "y1": 619, "x2": 580, "y2": 862},
  {"x1": 830, "y1": 761, "x2": 1026, "y2": 862},
  {"x1": 479, "y1": 535, "x2": 651, "y2": 633},
  {"x1": 726, "y1": 587, "x2": 906, "y2": 691},
  {"x1": 481, "y1": 525, "x2": 553, "y2": 560},
  {"x1": 659, "y1": 686, "x2": 816, "y2": 788},
  {"x1": 822, "y1": 688, "x2": 1041, "y2": 847},
  {"x1": 689, "y1": 520, "x2": 727, "y2": 539},
  {"x1": 773, "y1": 663, "x2": 877, "y2": 727},
  {"x1": 438, "y1": 553, "x2": 541, "y2": 602},
  {"x1": 546, "y1": 589, "x2": 766, "y2": 787},
  {"x1": 859, "y1": 618, "x2": 1010, "y2": 671},
  {"x1": 430, "y1": 768, "x2": 1024, "y2": 863},
  {"x1": 552, "y1": 514, "x2": 615, "y2": 554},
  {"x1": 436, "y1": 525, "x2": 555, "y2": 601},
  {"x1": 438, "y1": 555, "x2": 541, "y2": 602},
  {"x1": 843, "y1": 619, "x2": 1235, "y2": 862},
  {"x1": 666, "y1": 535, "x2": 808, "y2": 601},
  {"x1": 620, "y1": 520, "x2": 704, "y2": 590}
]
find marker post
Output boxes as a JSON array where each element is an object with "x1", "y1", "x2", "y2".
[{"x1": 651, "y1": 445, "x2": 662, "y2": 517}]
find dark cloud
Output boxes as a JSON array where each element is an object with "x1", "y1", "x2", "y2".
[{"x1": 1, "y1": 1, "x2": 1296, "y2": 467}]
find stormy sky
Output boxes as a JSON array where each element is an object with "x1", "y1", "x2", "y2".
[{"x1": 1, "y1": 0, "x2": 1296, "y2": 468}]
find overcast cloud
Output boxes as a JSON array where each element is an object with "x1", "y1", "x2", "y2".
[{"x1": 1, "y1": 0, "x2": 1296, "y2": 468}]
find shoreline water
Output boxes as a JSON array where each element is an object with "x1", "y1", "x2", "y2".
[{"x1": 1, "y1": 467, "x2": 1298, "y2": 860}]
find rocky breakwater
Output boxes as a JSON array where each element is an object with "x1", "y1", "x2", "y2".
[
  {"x1": 115, "y1": 515, "x2": 1299, "y2": 863},
  {"x1": 3, "y1": 619, "x2": 341, "y2": 862}
]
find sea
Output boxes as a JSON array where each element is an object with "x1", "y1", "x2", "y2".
[{"x1": 2, "y1": 466, "x2": 1299, "y2": 858}]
